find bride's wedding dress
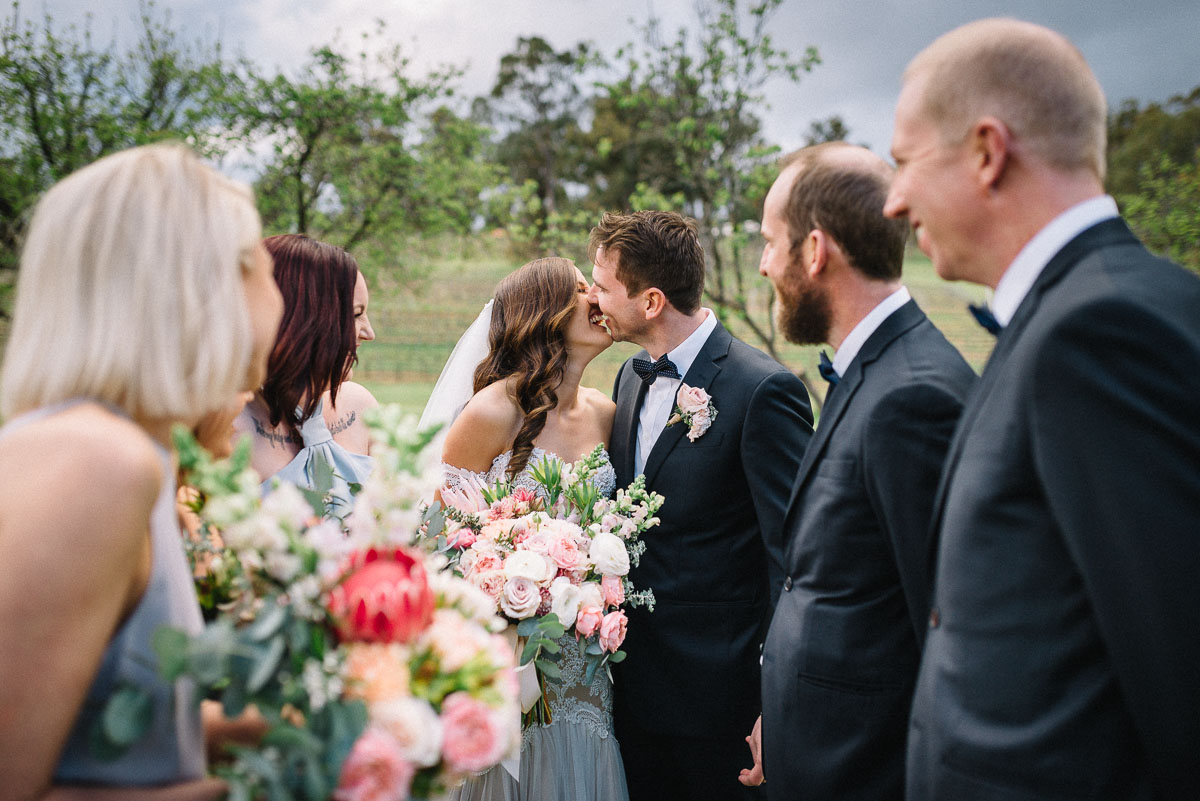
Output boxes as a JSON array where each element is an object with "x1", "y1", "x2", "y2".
[{"x1": 445, "y1": 446, "x2": 629, "y2": 801}]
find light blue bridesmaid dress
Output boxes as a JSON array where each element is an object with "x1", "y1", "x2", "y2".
[{"x1": 262, "y1": 397, "x2": 373, "y2": 518}]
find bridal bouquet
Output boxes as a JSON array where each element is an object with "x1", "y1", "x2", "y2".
[
  {"x1": 433, "y1": 446, "x2": 662, "y2": 719},
  {"x1": 108, "y1": 407, "x2": 520, "y2": 801}
]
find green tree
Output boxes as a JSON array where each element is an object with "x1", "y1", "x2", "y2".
[
  {"x1": 598, "y1": 0, "x2": 819, "y2": 374},
  {"x1": 803, "y1": 114, "x2": 849, "y2": 146},
  {"x1": 223, "y1": 26, "x2": 462, "y2": 257},
  {"x1": 483, "y1": 36, "x2": 598, "y2": 243},
  {"x1": 1118, "y1": 150, "x2": 1200, "y2": 272},
  {"x1": 0, "y1": 0, "x2": 228, "y2": 272}
]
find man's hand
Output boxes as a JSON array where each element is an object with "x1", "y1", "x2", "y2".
[{"x1": 738, "y1": 714, "x2": 764, "y2": 786}]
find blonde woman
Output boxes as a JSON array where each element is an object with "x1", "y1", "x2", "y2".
[{"x1": 0, "y1": 144, "x2": 282, "y2": 800}]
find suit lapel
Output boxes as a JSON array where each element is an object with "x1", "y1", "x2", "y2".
[
  {"x1": 927, "y1": 218, "x2": 1139, "y2": 535},
  {"x1": 613, "y1": 356, "x2": 649, "y2": 485},
  {"x1": 640, "y1": 323, "x2": 730, "y2": 485},
  {"x1": 783, "y1": 300, "x2": 925, "y2": 519}
]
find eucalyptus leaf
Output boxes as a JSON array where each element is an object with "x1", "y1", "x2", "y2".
[
  {"x1": 247, "y1": 636, "x2": 286, "y2": 693},
  {"x1": 607, "y1": 650, "x2": 627, "y2": 663},
  {"x1": 585, "y1": 642, "x2": 604, "y2": 656},
  {"x1": 102, "y1": 685, "x2": 153, "y2": 745},
  {"x1": 245, "y1": 602, "x2": 288, "y2": 642},
  {"x1": 534, "y1": 659, "x2": 561, "y2": 679},
  {"x1": 152, "y1": 627, "x2": 191, "y2": 680},
  {"x1": 517, "y1": 618, "x2": 540, "y2": 637},
  {"x1": 520, "y1": 638, "x2": 541, "y2": 665},
  {"x1": 584, "y1": 657, "x2": 600, "y2": 688},
  {"x1": 222, "y1": 679, "x2": 248, "y2": 718}
]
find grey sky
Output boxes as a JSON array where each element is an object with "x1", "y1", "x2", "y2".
[{"x1": 26, "y1": 0, "x2": 1200, "y2": 158}]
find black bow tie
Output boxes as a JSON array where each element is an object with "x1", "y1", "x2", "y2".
[
  {"x1": 818, "y1": 351, "x2": 840, "y2": 386},
  {"x1": 968, "y1": 303, "x2": 1003, "y2": 336},
  {"x1": 632, "y1": 354, "x2": 682, "y2": 385}
]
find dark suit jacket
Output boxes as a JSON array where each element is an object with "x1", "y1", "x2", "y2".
[
  {"x1": 760, "y1": 299, "x2": 975, "y2": 801},
  {"x1": 908, "y1": 218, "x2": 1200, "y2": 801},
  {"x1": 610, "y1": 319, "x2": 813, "y2": 744}
]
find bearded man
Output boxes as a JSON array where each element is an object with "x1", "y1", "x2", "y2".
[{"x1": 742, "y1": 142, "x2": 975, "y2": 800}]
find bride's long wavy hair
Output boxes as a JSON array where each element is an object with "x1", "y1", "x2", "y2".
[{"x1": 473, "y1": 257, "x2": 577, "y2": 478}]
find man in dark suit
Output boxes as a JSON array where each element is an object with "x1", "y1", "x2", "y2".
[
  {"x1": 737, "y1": 143, "x2": 976, "y2": 799},
  {"x1": 884, "y1": 19, "x2": 1200, "y2": 801},
  {"x1": 585, "y1": 210, "x2": 813, "y2": 801}
]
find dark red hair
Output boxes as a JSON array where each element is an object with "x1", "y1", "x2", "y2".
[{"x1": 260, "y1": 234, "x2": 359, "y2": 442}]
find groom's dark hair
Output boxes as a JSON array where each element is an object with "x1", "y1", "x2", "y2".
[{"x1": 588, "y1": 210, "x2": 705, "y2": 314}]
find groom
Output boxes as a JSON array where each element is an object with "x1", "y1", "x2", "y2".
[{"x1": 587, "y1": 210, "x2": 814, "y2": 801}]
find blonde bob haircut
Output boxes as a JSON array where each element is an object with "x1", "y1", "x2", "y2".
[
  {"x1": 1, "y1": 143, "x2": 262, "y2": 422},
  {"x1": 906, "y1": 18, "x2": 1107, "y2": 181}
]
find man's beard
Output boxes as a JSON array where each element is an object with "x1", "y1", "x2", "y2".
[{"x1": 775, "y1": 271, "x2": 832, "y2": 346}]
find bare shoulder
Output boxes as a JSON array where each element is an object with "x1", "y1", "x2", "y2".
[
  {"x1": 332, "y1": 381, "x2": 380, "y2": 415},
  {"x1": 581, "y1": 386, "x2": 616, "y2": 429},
  {"x1": 0, "y1": 404, "x2": 162, "y2": 512},
  {"x1": 441, "y1": 381, "x2": 522, "y2": 472}
]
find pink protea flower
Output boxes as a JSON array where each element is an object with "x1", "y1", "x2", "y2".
[
  {"x1": 334, "y1": 726, "x2": 415, "y2": 801},
  {"x1": 440, "y1": 692, "x2": 507, "y2": 773},
  {"x1": 327, "y1": 546, "x2": 435, "y2": 644}
]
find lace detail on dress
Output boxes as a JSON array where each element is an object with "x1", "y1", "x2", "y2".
[
  {"x1": 523, "y1": 633, "x2": 614, "y2": 747},
  {"x1": 485, "y1": 446, "x2": 617, "y2": 501}
]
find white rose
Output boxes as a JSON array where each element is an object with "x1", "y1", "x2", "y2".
[
  {"x1": 499, "y1": 576, "x2": 541, "y2": 619},
  {"x1": 576, "y1": 581, "x2": 604, "y2": 611},
  {"x1": 374, "y1": 696, "x2": 443, "y2": 767},
  {"x1": 504, "y1": 550, "x2": 553, "y2": 584},
  {"x1": 548, "y1": 576, "x2": 583, "y2": 625},
  {"x1": 589, "y1": 531, "x2": 630, "y2": 576}
]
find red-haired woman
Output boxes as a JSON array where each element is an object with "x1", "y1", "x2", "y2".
[{"x1": 235, "y1": 234, "x2": 378, "y2": 516}]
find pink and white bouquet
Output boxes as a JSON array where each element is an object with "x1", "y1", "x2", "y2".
[
  {"x1": 435, "y1": 445, "x2": 662, "y2": 717},
  {"x1": 139, "y1": 407, "x2": 520, "y2": 801}
]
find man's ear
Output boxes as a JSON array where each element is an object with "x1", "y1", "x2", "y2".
[
  {"x1": 807, "y1": 229, "x2": 830, "y2": 278},
  {"x1": 642, "y1": 287, "x2": 668, "y2": 320},
  {"x1": 971, "y1": 116, "x2": 1012, "y2": 192}
]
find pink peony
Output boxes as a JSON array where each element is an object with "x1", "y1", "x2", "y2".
[
  {"x1": 598, "y1": 610, "x2": 628, "y2": 652},
  {"x1": 468, "y1": 570, "x2": 507, "y2": 600},
  {"x1": 576, "y1": 605, "x2": 604, "y2": 637},
  {"x1": 327, "y1": 547, "x2": 435, "y2": 644},
  {"x1": 600, "y1": 574, "x2": 625, "y2": 607},
  {"x1": 334, "y1": 727, "x2": 415, "y2": 801},
  {"x1": 440, "y1": 692, "x2": 507, "y2": 773}
]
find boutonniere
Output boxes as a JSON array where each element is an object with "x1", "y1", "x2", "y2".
[{"x1": 667, "y1": 383, "x2": 717, "y2": 442}]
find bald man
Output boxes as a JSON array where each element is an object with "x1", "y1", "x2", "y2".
[
  {"x1": 742, "y1": 143, "x2": 975, "y2": 800},
  {"x1": 886, "y1": 19, "x2": 1200, "y2": 800}
]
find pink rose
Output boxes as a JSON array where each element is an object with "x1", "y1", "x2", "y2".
[
  {"x1": 676, "y1": 383, "x2": 711, "y2": 415},
  {"x1": 576, "y1": 604, "x2": 604, "y2": 637},
  {"x1": 598, "y1": 610, "x2": 628, "y2": 652},
  {"x1": 446, "y1": 525, "x2": 476, "y2": 550},
  {"x1": 335, "y1": 727, "x2": 415, "y2": 801},
  {"x1": 548, "y1": 535, "x2": 584, "y2": 571},
  {"x1": 469, "y1": 548, "x2": 504, "y2": 575},
  {"x1": 601, "y1": 575, "x2": 625, "y2": 607},
  {"x1": 326, "y1": 547, "x2": 435, "y2": 644},
  {"x1": 440, "y1": 692, "x2": 507, "y2": 773}
]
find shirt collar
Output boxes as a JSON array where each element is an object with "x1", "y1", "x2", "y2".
[
  {"x1": 992, "y1": 195, "x2": 1119, "y2": 326},
  {"x1": 663, "y1": 308, "x2": 718, "y2": 379},
  {"x1": 832, "y1": 287, "x2": 911, "y2": 376}
]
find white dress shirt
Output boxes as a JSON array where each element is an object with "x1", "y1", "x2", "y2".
[
  {"x1": 831, "y1": 287, "x2": 912, "y2": 378},
  {"x1": 635, "y1": 309, "x2": 719, "y2": 475},
  {"x1": 992, "y1": 195, "x2": 1119, "y2": 326}
]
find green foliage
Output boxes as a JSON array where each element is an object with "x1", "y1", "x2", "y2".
[
  {"x1": 1118, "y1": 150, "x2": 1200, "y2": 272},
  {"x1": 221, "y1": 23, "x2": 470, "y2": 262},
  {"x1": 1107, "y1": 85, "x2": 1200, "y2": 199},
  {"x1": 593, "y1": 0, "x2": 819, "y2": 362},
  {"x1": 0, "y1": 0, "x2": 230, "y2": 270}
]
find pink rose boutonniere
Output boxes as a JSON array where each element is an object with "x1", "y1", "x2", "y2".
[{"x1": 667, "y1": 383, "x2": 717, "y2": 442}]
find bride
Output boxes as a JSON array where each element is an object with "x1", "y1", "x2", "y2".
[{"x1": 423, "y1": 256, "x2": 628, "y2": 801}]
